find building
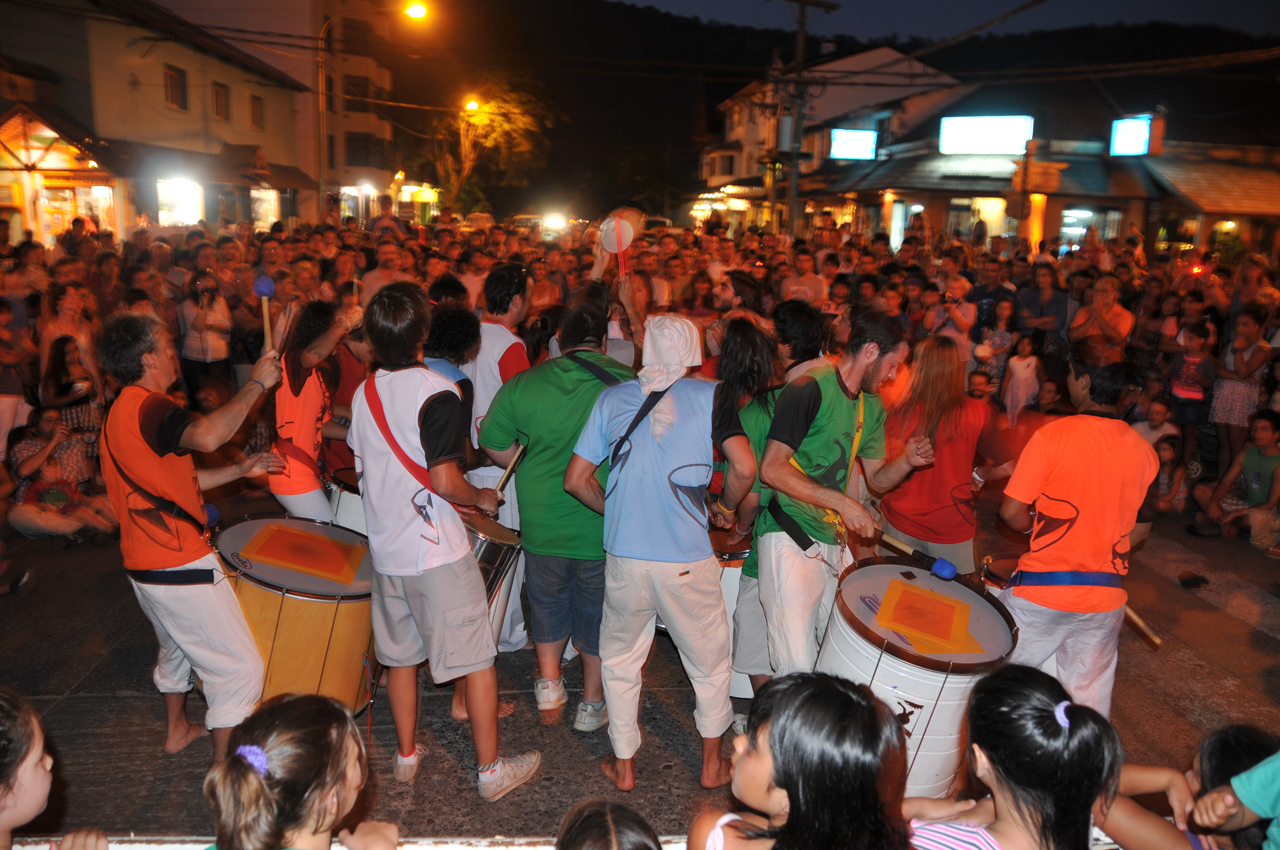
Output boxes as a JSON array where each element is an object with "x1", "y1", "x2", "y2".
[
  {"x1": 0, "y1": 0, "x2": 313, "y2": 245},
  {"x1": 156, "y1": 0, "x2": 399, "y2": 224},
  {"x1": 698, "y1": 46, "x2": 962, "y2": 235}
]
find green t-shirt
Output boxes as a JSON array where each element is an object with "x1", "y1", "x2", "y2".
[
  {"x1": 1242, "y1": 445, "x2": 1280, "y2": 507},
  {"x1": 1231, "y1": 750, "x2": 1280, "y2": 850},
  {"x1": 738, "y1": 389, "x2": 781, "y2": 579},
  {"x1": 478, "y1": 350, "x2": 635, "y2": 558},
  {"x1": 754, "y1": 363, "x2": 886, "y2": 546}
]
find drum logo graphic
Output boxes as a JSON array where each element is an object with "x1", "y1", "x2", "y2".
[
  {"x1": 894, "y1": 698, "x2": 925, "y2": 738},
  {"x1": 668, "y1": 464, "x2": 711, "y2": 522}
]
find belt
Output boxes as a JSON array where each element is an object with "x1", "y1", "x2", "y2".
[
  {"x1": 1008, "y1": 570, "x2": 1124, "y2": 588},
  {"x1": 126, "y1": 568, "x2": 216, "y2": 586}
]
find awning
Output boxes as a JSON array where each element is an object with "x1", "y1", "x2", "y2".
[
  {"x1": 1144, "y1": 158, "x2": 1280, "y2": 217},
  {"x1": 104, "y1": 140, "x2": 316, "y2": 190},
  {"x1": 266, "y1": 165, "x2": 318, "y2": 191}
]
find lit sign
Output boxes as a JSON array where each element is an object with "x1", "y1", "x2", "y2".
[
  {"x1": 830, "y1": 129, "x2": 877, "y2": 160},
  {"x1": 939, "y1": 116, "x2": 1034, "y2": 155},
  {"x1": 1110, "y1": 115, "x2": 1152, "y2": 156}
]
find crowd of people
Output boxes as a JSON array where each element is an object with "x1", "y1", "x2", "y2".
[{"x1": 1, "y1": 196, "x2": 1279, "y2": 849}]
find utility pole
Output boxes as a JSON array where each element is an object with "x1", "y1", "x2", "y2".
[{"x1": 769, "y1": 0, "x2": 839, "y2": 238}]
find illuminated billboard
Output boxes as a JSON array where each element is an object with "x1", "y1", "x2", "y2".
[
  {"x1": 938, "y1": 115, "x2": 1034, "y2": 155},
  {"x1": 1110, "y1": 115, "x2": 1153, "y2": 156},
  {"x1": 830, "y1": 128, "x2": 877, "y2": 160}
]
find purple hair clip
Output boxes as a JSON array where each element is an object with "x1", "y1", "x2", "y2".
[
  {"x1": 236, "y1": 744, "x2": 269, "y2": 777},
  {"x1": 1053, "y1": 700, "x2": 1071, "y2": 730}
]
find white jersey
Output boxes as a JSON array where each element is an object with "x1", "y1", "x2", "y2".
[
  {"x1": 461, "y1": 320, "x2": 524, "y2": 475},
  {"x1": 347, "y1": 367, "x2": 471, "y2": 576}
]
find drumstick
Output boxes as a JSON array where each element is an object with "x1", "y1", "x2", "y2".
[
  {"x1": 875, "y1": 530, "x2": 958, "y2": 579},
  {"x1": 496, "y1": 444, "x2": 525, "y2": 494},
  {"x1": 1124, "y1": 605, "x2": 1162, "y2": 648},
  {"x1": 254, "y1": 276, "x2": 275, "y2": 350}
]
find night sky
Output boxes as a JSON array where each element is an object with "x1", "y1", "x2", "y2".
[{"x1": 607, "y1": 0, "x2": 1280, "y2": 39}]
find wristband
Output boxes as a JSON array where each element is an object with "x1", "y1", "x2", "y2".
[
  {"x1": 248, "y1": 378, "x2": 267, "y2": 394},
  {"x1": 716, "y1": 497, "x2": 736, "y2": 514}
]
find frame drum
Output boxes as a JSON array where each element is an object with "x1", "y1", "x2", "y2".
[{"x1": 217, "y1": 517, "x2": 375, "y2": 714}]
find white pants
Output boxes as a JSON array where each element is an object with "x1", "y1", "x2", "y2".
[
  {"x1": 997, "y1": 591, "x2": 1125, "y2": 718},
  {"x1": 274, "y1": 487, "x2": 335, "y2": 523},
  {"x1": 732, "y1": 574, "x2": 774, "y2": 678},
  {"x1": 600, "y1": 554, "x2": 733, "y2": 759},
  {"x1": 128, "y1": 553, "x2": 264, "y2": 729},
  {"x1": 8, "y1": 504, "x2": 85, "y2": 538},
  {"x1": 757, "y1": 532, "x2": 852, "y2": 677},
  {"x1": 0, "y1": 395, "x2": 31, "y2": 462},
  {"x1": 467, "y1": 469, "x2": 527, "y2": 652}
]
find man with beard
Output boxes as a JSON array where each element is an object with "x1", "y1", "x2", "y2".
[
  {"x1": 756, "y1": 310, "x2": 931, "y2": 675},
  {"x1": 360, "y1": 239, "x2": 413, "y2": 307}
]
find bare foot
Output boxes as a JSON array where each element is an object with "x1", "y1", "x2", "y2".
[
  {"x1": 600, "y1": 755, "x2": 635, "y2": 791},
  {"x1": 164, "y1": 722, "x2": 209, "y2": 754},
  {"x1": 700, "y1": 754, "x2": 733, "y2": 789},
  {"x1": 450, "y1": 699, "x2": 516, "y2": 722},
  {"x1": 1221, "y1": 523, "x2": 1240, "y2": 538}
]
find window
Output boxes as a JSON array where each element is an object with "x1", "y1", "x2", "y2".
[
  {"x1": 718, "y1": 154, "x2": 735, "y2": 177},
  {"x1": 343, "y1": 76, "x2": 370, "y2": 113},
  {"x1": 327, "y1": 134, "x2": 335, "y2": 170},
  {"x1": 163, "y1": 65, "x2": 187, "y2": 110},
  {"x1": 325, "y1": 75, "x2": 335, "y2": 113},
  {"x1": 345, "y1": 132, "x2": 383, "y2": 169},
  {"x1": 250, "y1": 95, "x2": 265, "y2": 131},
  {"x1": 341, "y1": 18, "x2": 376, "y2": 57},
  {"x1": 211, "y1": 82, "x2": 230, "y2": 121}
]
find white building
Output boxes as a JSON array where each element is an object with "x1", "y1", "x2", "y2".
[
  {"x1": 156, "y1": 0, "x2": 398, "y2": 224},
  {"x1": 0, "y1": 0, "x2": 312, "y2": 244}
]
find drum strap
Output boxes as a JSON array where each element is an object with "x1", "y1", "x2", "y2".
[
  {"x1": 362, "y1": 372, "x2": 436, "y2": 492},
  {"x1": 125, "y1": 567, "x2": 214, "y2": 586},
  {"x1": 275, "y1": 436, "x2": 324, "y2": 480},
  {"x1": 100, "y1": 425, "x2": 209, "y2": 535},
  {"x1": 610, "y1": 388, "x2": 670, "y2": 466},
  {"x1": 565, "y1": 351, "x2": 622, "y2": 388},
  {"x1": 1008, "y1": 570, "x2": 1125, "y2": 588},
  {"x1": 769, "y1": 393, "x2": 865, "y2": 549}
]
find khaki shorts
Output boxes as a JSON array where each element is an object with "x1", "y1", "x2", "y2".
[{"x1": 372, "y1": 554, "x2": 496, "y2": 683}]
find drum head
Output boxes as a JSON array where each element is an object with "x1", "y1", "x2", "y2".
[
  {"x1": 333, "y1": 468, "x2": 359, "y2": 493},
  {"x1": 462, "y1": 513, "x2": 520, "y2": 546},
  {"x1": 836, "y1": 558, "x2": 1015, "y2": 673},
  {"x1": 217, "y1": 517, "x2": 373, "y2": 597},
  {"x1": 709, "y1": 527, "x2": 751, "y2": 561}
]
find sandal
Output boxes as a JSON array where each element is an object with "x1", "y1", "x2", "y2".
[{"x1": 1185, "y1": 522, "x2": 1222, "y2": 537}]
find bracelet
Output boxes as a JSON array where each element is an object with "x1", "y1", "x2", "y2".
[
  {"x1": 248, "y1": 378, "x2": 267, "y2": 394},
  {"x1": 716, "y1": 497, "x2": 736, "y2": 513}
]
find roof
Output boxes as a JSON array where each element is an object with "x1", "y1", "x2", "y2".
[
  {"x1": 1143, "y1": 158, "x2": 1280, "y2": 216},
  {"x1": 0, "y1": 55, "x2": 60, "y2": 84},
  {"x1": 89, "y1": 0, "x2": 308, "y2": 92}
]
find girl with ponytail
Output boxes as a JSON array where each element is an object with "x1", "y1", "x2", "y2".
[
  {"x1": 912, "y1": 664, "x2": 1124, "y2": 850},
  {"x1": 203, "y1": 694, "x2": 395, "y2": 850}
]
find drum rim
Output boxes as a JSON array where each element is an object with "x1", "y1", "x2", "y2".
[
  {"x1": 331, "y1": 468, "x2": 360, "y2": 493},
  {"x1": 216, "y1": 515, "x2": 372, "y2": 599},
  {"x1": 462, "y1": 514, "x2": 520, "y2": 545},
  {"x1": 714, "y1": 548, "x2": 752, "y2": 561},
  {"x1": 835, "y1": 557, "x2": 1019, "y2": 675}
]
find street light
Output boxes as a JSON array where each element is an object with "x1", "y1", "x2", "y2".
[
  {"x1": 465, "y1": 100, "x2": 479, "y2": 111},
  {"x1": 405, "y1": 3, "x2": 427, "y2": 18}
]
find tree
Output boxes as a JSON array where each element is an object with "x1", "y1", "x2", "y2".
[{"x1": 415, "y1": 80, "x2": 555, "y2": 211}]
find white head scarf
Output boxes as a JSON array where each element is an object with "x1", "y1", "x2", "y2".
[{"x1": 638, "y1": 314, "x2": 702, "y2": 439}]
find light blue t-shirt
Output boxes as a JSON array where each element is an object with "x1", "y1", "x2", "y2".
[
  {"x1": 1232, "y1": 749, "x2": 1280, "y2": 850},
  {"x1": 424, "y1": 357, "x2": 467, "y2": 385},
  {"x1": 573, "y1": 377, "x2": 725, "y2": 563}
]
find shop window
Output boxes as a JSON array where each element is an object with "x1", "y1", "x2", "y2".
[
  {"x1": 164, "y1": 65, "x2": 188, "y2": 110},
  {"x1": 251, "y1": 187, "x2": 280, "y2": 232},
  {"x1": 344, "y1": 76, "x2": 370, "y2": 113},
  {"x1": 156, "y1": 179, "x2": 204, "y2": 227},
  {"x1": 212, "y1": 82, "x2": 230, "y2": 121},
  {"x1": 250, "y1": 96, "x2": 265, "y2": 131}
]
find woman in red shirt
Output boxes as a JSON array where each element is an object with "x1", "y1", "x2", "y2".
[{"x1": 877, "y1": 335, "x2": 1014, "y2": 574}]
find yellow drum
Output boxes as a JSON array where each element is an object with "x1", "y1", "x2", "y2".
[{"x1": 217, "y1": 517, "x2": 376, "y2": 713}]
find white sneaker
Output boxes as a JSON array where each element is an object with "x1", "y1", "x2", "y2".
[
  {"x1": 533, "y1": 677, "x2": 566, "y2": 710},
  {"x1": 732, "y1": 712, "x2": 748, "y2": 736},
  {"x1": 478, "y1": 751, "x2": 541, "y2": 801},
  {"x1": 393, "y1": 743, "x2": 427, "y2": 783},
  {"x1": 573, "y1": 701, "x2": 609, "y2": 732}
]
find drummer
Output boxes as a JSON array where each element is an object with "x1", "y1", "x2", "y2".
[
  {"x1": 347, "y1": 283, "x2": 541, "y2": 800},
  {"x1": 268, "y1": 301, "x2": 354, "y2": 521},
  {"x1": 756, "y1": 310, "x2": 929, "y2": 677},
  {"x1": 96, "y1": 312, "x2": 284, "y2": 761},
  {"x1": 478, "y1": 302, "x2": 633, "y2": 730},
  {"x1": 997, "y1": 337, "x2": 1159, "y2": 717}
]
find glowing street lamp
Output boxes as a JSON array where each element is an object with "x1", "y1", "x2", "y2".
[
  {"x1": 405, "y1": 3, "x2": 427, "y2": 18},
  {"x1": 465, "y1": 100, "x2": 480, "y2": 111}
]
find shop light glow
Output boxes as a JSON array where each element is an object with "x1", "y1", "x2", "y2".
[
  {"x1": 1110, "y1": 115, "x2": 1152, "y2": 156},
  {"x1": 938, "y1": 116, "x2": 1034, "y2": 155},
  {"x1": 543, "y1": 213, "x2": 567, "y2": 230},
  {"x1": 829, "y1": 129, "x2": 877, "y2": 160}
]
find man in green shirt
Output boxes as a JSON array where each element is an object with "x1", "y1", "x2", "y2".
[
  {"x1": 479, "y1": 303, "x2": 633, "y2": 731},
  {"x1": 757, "y1": 309, "x2": 932, "y2": 675}
]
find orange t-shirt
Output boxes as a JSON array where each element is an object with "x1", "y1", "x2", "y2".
[
  {"x1": 102, "y1": 386, "x2": 211, "y2": 570},
  {"x1": 269, "y1": 350, "x2": 329, "y2": 495},
  {"x1": 1003, "y1": 412, "x2": 1158, "y2": 613}
]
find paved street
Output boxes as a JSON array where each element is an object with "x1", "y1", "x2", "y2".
[{"x1": 3, "y1": 487, "x2": 1279, "y2": 839}]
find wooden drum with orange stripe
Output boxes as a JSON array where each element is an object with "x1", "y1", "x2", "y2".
[{"x1": 217, "y1": 517, "x2": 376, "y2": 714}]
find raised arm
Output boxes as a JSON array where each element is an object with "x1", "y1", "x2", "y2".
[{"x1": 180, "y1": 350, "x2": 280, "y2": 452}]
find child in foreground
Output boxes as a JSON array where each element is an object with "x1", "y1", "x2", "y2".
[
  {"x1": 203, "y1": 694, "x2": 396, "y2": 850},
  {"x1": 556, "y1": 800, "x2": 661, "y2": 850}
]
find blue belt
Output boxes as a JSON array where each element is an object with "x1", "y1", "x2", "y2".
[{"x1": 1008, "y1": 570, "x2": 1124, "y2": 588}]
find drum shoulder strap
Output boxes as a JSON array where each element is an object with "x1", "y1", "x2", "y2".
[
  {"x1": 363, "y1": 371, "x2": 436, "y2": 492},
  {"x1": 100, "y1": 421, "x2": 207, "y2": 533},
  {"x1": 565, "y1": 350, "x2": 622, "y2": 388},
  {"x1": 610, "y1": 387, "x2": 669, "y2": 467}
]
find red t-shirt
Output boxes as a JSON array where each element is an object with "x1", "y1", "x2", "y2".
[{"x1": 881, "y1": 398, "x2": 1012, "y2": 544}]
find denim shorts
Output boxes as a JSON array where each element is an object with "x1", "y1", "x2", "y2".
[
  {"x1": 523, "y1": 551, "x2": 606, "y2": 656},
  {"x1": 1170, "y1": 396, "x2": 1206, "y2": 426}
]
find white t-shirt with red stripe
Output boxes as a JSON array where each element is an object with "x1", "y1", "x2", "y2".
[{"x1": 462, "y1": 320, "x2": 530, "y2": 475}]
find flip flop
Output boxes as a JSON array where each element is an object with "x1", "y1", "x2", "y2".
[{"x1": 1185, "y1": 522, "x2": 1221, "y2": 538}]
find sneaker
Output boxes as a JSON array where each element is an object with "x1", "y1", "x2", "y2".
[
  {"x1": 478, "y1": 751, "x2": 541, "y2": 802},
  {"x1": 533, "y1": 677, "x2": 566, "y2": 710},
  {"x1": 573, "y1": 701, "x2": 608, "y2": 732},
  {"x1": 732, "y1": 712, "x2": 748, "y2": 736},
  {"x1": 11, "y1": 568, "x2": 34, "y2": 597},
  {"x1": 392, "y1": 743, "x2": 427, "y2": 783}
]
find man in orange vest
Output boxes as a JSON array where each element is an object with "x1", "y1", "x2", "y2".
[{"x1": 98, "y1": 313, "x2": 283, "y2": 761}]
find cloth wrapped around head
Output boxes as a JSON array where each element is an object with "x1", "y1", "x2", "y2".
[{"x1": 638, "y1": 314, "x2": 703, "y2": 439}]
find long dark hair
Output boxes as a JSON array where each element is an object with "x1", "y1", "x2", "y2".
[
  {"x1": 718, "y1": 318, "x2": 777, "y2": 408},
  {"x1": 1197, "y1": 726, "x2": 1280, "y2": 850},
  {"x1": 44, "y1": 335, "x2": 78, "y2": 390},
  {"x1": 0, "y1": 688, "x2": 39, "y2": 798},
  {"x1": 743, "y1": 673, "x2": 910, "y2": 850},
  {"x1": 284, "y1": 301, "x2": 340, "y2": 396},
  {"x1": 555, "y1": 800, "x2": 661, "y2": 850},
  {"x1": 203, "y1": 695, "x2": 365, "y2": 850},
  {"x1": 968, "y1": 665, "x2": 1124, "y2": 850}
]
